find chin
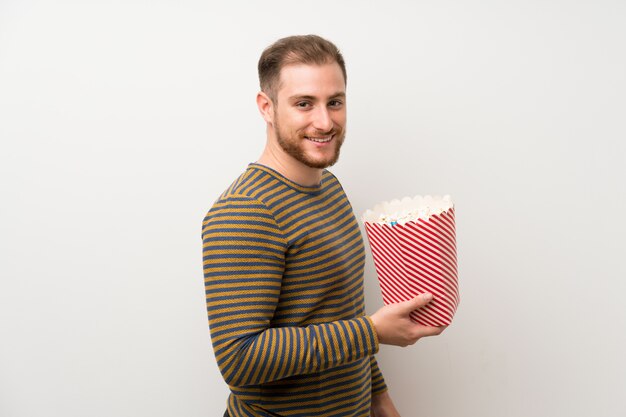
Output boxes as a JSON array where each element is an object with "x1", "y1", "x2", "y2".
[{"x1": 304, "y1": 154, "x2": 340, "y2": 169}]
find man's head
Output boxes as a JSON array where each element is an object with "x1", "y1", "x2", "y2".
[
  {"x1": 257, "y1": 35, "x2": 347, "y2": 170},
  {"x1": 258, "y1": 34, "x2": 347, "y2": 104}
]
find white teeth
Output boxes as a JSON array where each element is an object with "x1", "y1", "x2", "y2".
[{"x1": 307, "y1": 136, "x2": 332, "y2": 143}]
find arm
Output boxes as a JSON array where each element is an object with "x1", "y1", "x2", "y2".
[
  {"x1": 371, "y1": 390, "x2": 401, "y2": 417},
  {"x1": 202, "y1": 196, "x2": 380, "y2": 388},
  {"x1": 369, "y1": 295, "x2": 448, "y2": 416}
]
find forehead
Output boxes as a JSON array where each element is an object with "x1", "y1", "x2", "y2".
[{"x1": 277, "y1": 62, "x2": 346, "y2": 99}]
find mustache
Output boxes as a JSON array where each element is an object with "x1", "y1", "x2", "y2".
[{"x1": 302, "y1": 127, "x2": 343, "y2": 136}]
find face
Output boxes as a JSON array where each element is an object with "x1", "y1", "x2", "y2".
[{"x1": 270, "y1": 62, "x2": 346, "y2": 169}]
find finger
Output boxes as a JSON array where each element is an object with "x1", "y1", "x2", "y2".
[
  {"x1": 414, "y1": 325, "x2": 444, "y2": 338},
  {"x1": 401, "y1": 293, "x2": 433, "y2": 313}
]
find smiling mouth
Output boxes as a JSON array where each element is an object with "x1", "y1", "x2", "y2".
[{"x1": 305, "y1": 135, "x2": 333, "y2": 143}]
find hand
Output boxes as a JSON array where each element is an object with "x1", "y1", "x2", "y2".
[
  {"x1": 370, "y1": 293, "x2": 447, "y2": 347},
  {"x1": 371, "y1": 391, "x2": 401, "y2": 417}
]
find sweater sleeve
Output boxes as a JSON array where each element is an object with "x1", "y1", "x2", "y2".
[{"x1": 202, "y1": 195, "x2": 380, "y2": 388}]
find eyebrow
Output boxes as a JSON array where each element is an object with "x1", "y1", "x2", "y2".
[{"x1": 288, "y1": 92, "x2": 346, "y2": 101}]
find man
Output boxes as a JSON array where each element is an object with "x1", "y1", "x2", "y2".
[{"x1": 201, "y1": 35, "x2": 446, "y2": 417}]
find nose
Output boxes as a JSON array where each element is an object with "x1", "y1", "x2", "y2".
[{"x1": 312, "y1": 106, "x2": 333, "y2": 133}]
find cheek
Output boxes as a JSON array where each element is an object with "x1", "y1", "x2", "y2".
[
  {"x1": 279, "y1": 110, "x2": 307, "y2": 127},
  {"x1": 332, "y1": 111, "x2": 346, "y2": 126},
  {"x1": 288, "y1": 117, "x2": 312, "y2": 133}
]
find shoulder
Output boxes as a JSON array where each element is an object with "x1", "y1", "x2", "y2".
[
  {"x1": 322, "y1": 169, "x2": 346, "y2": 190},
  {"x1": 321, "y1": 169, "x2": 349, "y2": 198},
  {"x1": 201, "y1": 193, "x2": 286, "y2": 244},
  {"x1": 204, "y1": 193, "x2": 275, "y2": 225},
  {"x1": 202, "y1": 167, "x2": 277, "y2": 228}
]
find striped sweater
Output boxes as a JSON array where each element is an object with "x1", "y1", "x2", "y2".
[{"x1": 201, "y1": 163, "x2": 387, "y2": 416}]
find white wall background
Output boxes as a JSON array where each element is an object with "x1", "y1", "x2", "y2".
[{"x1": 1, "y1": 1, "x2": 625, "y2": 416}]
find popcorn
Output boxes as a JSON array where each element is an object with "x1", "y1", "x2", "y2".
[
  {"x1": 362, "y1": 195, "x2": 459, "y2": 326},
  {"x1": 363, "y1": 195, "x2": 454, "y2": 226}
]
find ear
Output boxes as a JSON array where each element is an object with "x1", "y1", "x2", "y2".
[{"x1": 256, "y1": 91, "x2": 274, "y2": 124}]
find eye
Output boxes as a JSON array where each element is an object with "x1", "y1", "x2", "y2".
[
  {"x1": 329, "y1": 100, "x2": 344, "y2": 108},
  {"x1": 296, "y1": 101, "x2": 311, "y2": 109}
]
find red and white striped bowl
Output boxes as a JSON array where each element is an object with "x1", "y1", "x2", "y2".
[{"x1": 364, "y1": 208, "x2": 459, "y2": 326}]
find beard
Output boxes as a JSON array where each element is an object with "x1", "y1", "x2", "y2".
[{"x1": 273, "y1": 117, "x2": 346, "y2": 170}]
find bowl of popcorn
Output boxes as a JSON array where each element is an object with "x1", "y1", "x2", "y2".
[{"x1": 362, "y1": 195, "x2": 459, "y2": 326}]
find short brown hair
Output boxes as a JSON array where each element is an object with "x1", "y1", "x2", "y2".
[{"x1": 258, "y1": 35, "x2": 347, "y2": 102}]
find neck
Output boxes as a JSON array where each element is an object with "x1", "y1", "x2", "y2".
[{"x1": 257, "y1": 135, "x2": 323, "y2": 188}]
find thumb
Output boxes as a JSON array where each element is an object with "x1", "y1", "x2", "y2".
[{"x1": 400, "y1": 293, "x2": 433, "y2": 313}]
